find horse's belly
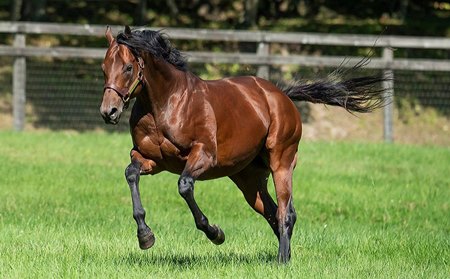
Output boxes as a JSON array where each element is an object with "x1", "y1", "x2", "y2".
[
  {"x1": 198, "y1": 157, "x2": 258, "y2": 180},
  {"x1": 198, "y1": 135, "x2": 266, "y2": 180}
]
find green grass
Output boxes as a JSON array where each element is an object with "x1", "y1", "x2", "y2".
[{"x1": 0, "y1": 131, "x2": 448, "y2": 278}]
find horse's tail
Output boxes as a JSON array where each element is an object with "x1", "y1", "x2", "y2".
[{"x1": 283, "y1": 60, "x2": 391, "y2": 113}]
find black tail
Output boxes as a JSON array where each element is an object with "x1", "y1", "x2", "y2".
[{"x1": 283, "y1": 59, "x2": 392, "y2": 113}]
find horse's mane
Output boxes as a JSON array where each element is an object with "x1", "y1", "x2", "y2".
[{"x1": 116, "y1": 29, "x2": 188, "y2": 71}]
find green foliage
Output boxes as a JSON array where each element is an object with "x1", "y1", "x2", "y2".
[
  {"x1": 0, "y1": 131, "x2": 448, "y2": 277},
  {"x1": 2, "y1": 0, "x2": 449, "y2": 36}
]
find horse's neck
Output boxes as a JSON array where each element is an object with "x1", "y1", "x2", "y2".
[{"x1": 143, "y1": 56, "x2": 189, "y2": 113}]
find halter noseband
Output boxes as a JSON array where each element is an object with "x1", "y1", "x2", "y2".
[{"x1": 103, "y1": 57, "x2": 144, "y2": 103}]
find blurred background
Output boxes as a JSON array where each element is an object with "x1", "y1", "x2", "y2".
[{"x1": 0, "y1": 0, "x2": 449, "y2": 145}]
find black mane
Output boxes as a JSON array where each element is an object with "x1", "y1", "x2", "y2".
[{"x1": 116, "y1": 29, "x2": 188, "y2": 71}]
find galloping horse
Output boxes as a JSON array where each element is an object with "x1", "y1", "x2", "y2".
[{"x1": 100, "y1": 26, "x2": 387, "y2": 263}]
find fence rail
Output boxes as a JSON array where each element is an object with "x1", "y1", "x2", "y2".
[
  {"x1": 1, "y1": 45, "x2": 449, "y2": 71},
  {"x1": 1, "y1": 21, "x2": 450, "y2": 141},
  {"x1": 1, "y1": 22, "x2": 450, "y2": 49}
]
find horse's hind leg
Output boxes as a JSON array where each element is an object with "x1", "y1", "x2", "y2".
[
  {"x1": 229, "y1": 160, "x2": 279, "y2": 239},
  {"x1": 125, "y1": 159, "x2": 155, "y2": 249},
  {"x1": 270, "y1": 145, "x2": 299, "y2": 263}
]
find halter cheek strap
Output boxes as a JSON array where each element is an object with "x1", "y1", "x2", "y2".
[{"x1": 103, "y1": 57, "x2": 144, "y2": 103}]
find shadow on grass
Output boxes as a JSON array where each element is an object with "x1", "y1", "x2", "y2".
[{"x1": 115, "y1": 249, "x2": 277, "y2": 267}]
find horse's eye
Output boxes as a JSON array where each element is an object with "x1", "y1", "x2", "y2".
[{"x1": 125, "y1": 64, "x2": 133, "y2": 72}]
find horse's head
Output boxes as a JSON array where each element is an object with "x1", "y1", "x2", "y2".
[{"x1": 100, "y1": 26, "x2": 144, "y2": 124}]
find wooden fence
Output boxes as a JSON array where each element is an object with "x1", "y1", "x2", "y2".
[{"x1": 1, "y1": 21, "x2": 450, "y2": 141}]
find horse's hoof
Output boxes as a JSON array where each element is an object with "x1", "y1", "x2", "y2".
[
  {"x1": 138, "y1": 230, "x2": 155, "y2": 250},
  {"x1": 211, "y1": 225, "x2": 225, "y2": 245}
]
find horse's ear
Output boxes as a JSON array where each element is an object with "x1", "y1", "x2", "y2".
[
  {"x1": 124, "y1": 25, "x2": 132, "y2": 36},
  {"x1": 105, "y1": 25, "x2": 114, "y2": 45}
]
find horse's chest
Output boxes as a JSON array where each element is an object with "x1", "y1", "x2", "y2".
[
  {"x1": 131, "y1": 113, "x2": 186, "y2": 167},
  {"x1": 135, "y1": 133, "x2": 162, "y2": 159}
]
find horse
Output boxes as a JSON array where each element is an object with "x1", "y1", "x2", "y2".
[{"x1": 100, "y1": 26, "x2": 387, "y2": 263}]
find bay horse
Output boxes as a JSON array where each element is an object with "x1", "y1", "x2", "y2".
[{"x1": 100, "y1": 26, "x2": 387, "y2": 263}]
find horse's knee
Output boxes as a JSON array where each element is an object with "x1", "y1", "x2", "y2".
[
  {"x1": 178, "y1": 175, "x2": 194, "y2": 198},
  {"x1": 125, "y1": 162, "x2": 140, "y2": 184}
]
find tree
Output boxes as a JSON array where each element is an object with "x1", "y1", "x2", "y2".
[
  {"x1": 10, "y1": 0, "x2": 22, "y2": 21},
  {"x1": 244, "y1": 0, "x2": 259, "y2": 28}
]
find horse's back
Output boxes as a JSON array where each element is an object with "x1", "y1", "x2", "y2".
[{"x1": 205, "y1": 75, "x2": 300, "y2": 132}]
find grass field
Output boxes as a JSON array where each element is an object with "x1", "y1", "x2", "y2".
[{"x1": 0, "y1": 131, "x2": 448, "y2": 278}]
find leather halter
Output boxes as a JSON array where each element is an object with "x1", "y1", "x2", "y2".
[{"x1": 103, "y1": 57, "x2": 144, "y2": 103}]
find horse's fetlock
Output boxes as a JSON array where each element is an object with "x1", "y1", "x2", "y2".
[
  {"x1": 195, "y1": 215, "x2": 209, "y2": 230},
  {"x1": 133, "y1": 209, "x2": 146, "y2": 221}
]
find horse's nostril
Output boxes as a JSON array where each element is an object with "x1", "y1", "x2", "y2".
[{"x1": 109, "y1": 107, "x2": 118, "y2": 117}]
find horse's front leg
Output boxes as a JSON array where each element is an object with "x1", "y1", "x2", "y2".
[
  {"x1": 178, "y1": 143, "x2": 225, "y2": 245},
  {"x1": 125, "y1": 152, "x2": 156, "y2": 249}
]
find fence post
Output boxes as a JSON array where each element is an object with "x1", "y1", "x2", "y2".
[
  {"x1": 256, "y1": 41, "x2": 269, "y2": 80},
  {"x1": 13, "y1": 33, "x2": 26, "y2": 131},
  {"x1": 382, "y1": 47, "x2": 394, "y2": 143}
]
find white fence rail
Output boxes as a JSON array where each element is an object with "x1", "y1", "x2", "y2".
[{"x1": 1, "y1": 22, "x2": 450, "y2": 141}]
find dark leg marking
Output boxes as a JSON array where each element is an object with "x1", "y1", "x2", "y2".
[
  {"x1": 230, "y1": 163, "x2": 280, "y2": 240},
  {"x1": 178, "y1": 174, "x2": 225, "y2": 245},
  {"x1": 277, "y1": 197, "x2": 297, "y2": 263},
  {"x1": 125, "y1": 160, "x2": 155, "y2": 249}
]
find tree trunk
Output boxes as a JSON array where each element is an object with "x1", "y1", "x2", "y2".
[
  {"x1": 135, "y1": 0, "x2": 147, "y2": 25},
  {"x1": 167, "y1": 0, "x2": 179, "y2": 17},
  {"x1": 244, "y1": 0, "x2": 259, "y2": 28},
  {"x1": 11, "y1": 0, "x2": 23, "y2": 21},
  {"x1": 398, "y1": 0, "x2": 409, "y2": 21},
  {"x1": 22, "y1": 0, "x2": 47, "y2": 21}
]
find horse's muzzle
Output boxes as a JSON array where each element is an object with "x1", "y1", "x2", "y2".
[{"x1": 100, "y1": 106, "x2": 121, "y2": 124}]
